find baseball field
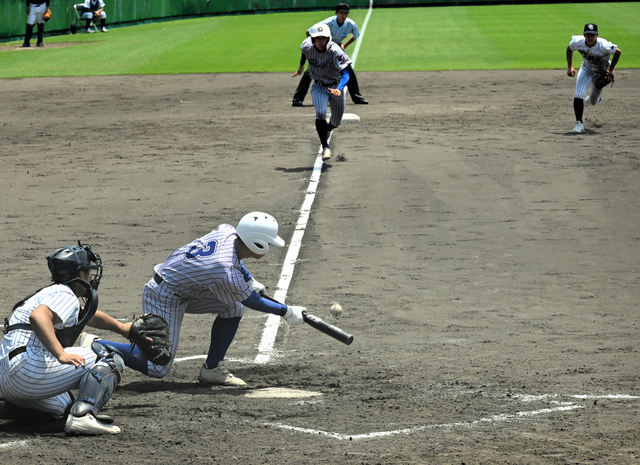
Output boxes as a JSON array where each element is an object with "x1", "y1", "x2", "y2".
[{"x1": 1, "y1": 3, "x2": 639, "y2": 464}]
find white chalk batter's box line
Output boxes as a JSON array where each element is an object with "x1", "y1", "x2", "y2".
[
  {"x1": 1, "y1": 394, "x2": 637, "y2": 450},
  {"x1": 261, "y1": 394, "x2": 640, "y2": 441}
]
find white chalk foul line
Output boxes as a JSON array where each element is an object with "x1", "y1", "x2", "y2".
[
  {"x1": 263, "y1": 404, "x2": 585, "y2": 441},
  {"x1": 0, "y1": 440, "x2": 29, "y2": 450},
  {"x1": 254, "y1": 153, "x2": 326, "y2": 364},
  {"x1": 252, "y1": 8, "x2": 374, "y2": 360},
  {"x1": 351, "y1": 0, "x2": 373, "y2": 68}
]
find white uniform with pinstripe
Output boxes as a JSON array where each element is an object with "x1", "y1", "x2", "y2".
[
  {"x1": 568, "y1": 36, "x2": 618, "y2": 105},
  {"x1": 301, "y1": 37, "x2": 351, "y2": 127},
  {"x1": 0, "y1": 285, "x2": 107, "y2": 417},
  {"x1": 142, "y1": 224, "x2": 252, "y2": 378}
]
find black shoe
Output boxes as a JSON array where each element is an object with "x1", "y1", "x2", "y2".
[
  {"x1": 353, "y1": 98, "x2": 368, "y2": 105},
  {"x1": 21, "y1": 43, "x2": 30, "y2": 48},
  {"x1": 292, "y1": 100, "x2": 303, "y2": 107},
  {"x1": 37, "y1": 42, "x2": 43, "y2": 47}
]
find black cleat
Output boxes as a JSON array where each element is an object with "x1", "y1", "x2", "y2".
[{"x1": 292, "y1": 100, "x2": 304, "y2": 107}]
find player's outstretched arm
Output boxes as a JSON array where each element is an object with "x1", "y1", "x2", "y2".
[
  {"x1": 88, "y1": 310, "x2": 132, "y2": 339},
  {"x1": 292, "y1": 65, "x2": 305, "y2": 78},
  {"x1": 342, "y1": 36, "x2": 356, "y2": 50},
  {"x1": 566, "y1": 46, "x2": 575, "y2": 77},
  {"x1": 609, "y1": 48, "x2": 622, "y2": 72}
]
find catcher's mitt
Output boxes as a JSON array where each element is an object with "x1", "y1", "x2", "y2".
[
  {"x1": 595, "y1": 71, "x2": 614, "y2": 89},
  {"x1": 129, "y1": 313, "x2": 173, "y2": 365},
  {"x1": 43, "y1": 8, "x2": 52, "y2": 22}
]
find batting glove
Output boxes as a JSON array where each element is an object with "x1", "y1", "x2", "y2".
[
  {"x1": 284, "y1": 306, "x2": 305, "y2": 326},
  {"x1": 248, "y1": 278, "x2": 265, "y2": 293}
]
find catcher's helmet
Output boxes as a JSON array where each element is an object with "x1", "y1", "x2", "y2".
[
  {"x1": 236, "y1": 212, "x2": 285, "y2": 255},
  {"x1": 47, "y1": 241, "x2": 103, "y2": 289},
  {"x1": 309, "y1": 23, "x2": 332, "y2": 44}
]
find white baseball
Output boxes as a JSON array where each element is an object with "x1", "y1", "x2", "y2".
[{"x1": 330, "y1": 302, "x2": 343, "y2": 317}]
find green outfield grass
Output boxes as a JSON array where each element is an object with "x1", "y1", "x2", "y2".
[{"x1": 0, "y1": 3, "x2": 637, "y2": 78}]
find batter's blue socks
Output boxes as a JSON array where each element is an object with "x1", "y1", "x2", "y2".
[
  {"x1": 204, "y1": 316, "x2": 241, "y2": 369},
  {"x1": 98, "y1": 340, "x2": 149, "y2": 375}
]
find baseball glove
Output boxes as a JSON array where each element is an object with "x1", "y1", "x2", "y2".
[
  {"x1": 129, "y1": 313, "x2": 173, "y2": 366},
  {"x1": 43, "y1": 8, "x2": 52, "y2": 22},
  {"x1": 595, "y1": 71, "x2": 614, "y2": 89}
]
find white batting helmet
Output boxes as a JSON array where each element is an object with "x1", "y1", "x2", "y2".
[
  {"x1": 236, "y1": 212, "x2": 285, "y2": 255},
  {"x1": 309, "y1": 23, "x2": 332, "y2": 42}
]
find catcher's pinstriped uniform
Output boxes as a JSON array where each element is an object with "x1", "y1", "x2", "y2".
[
  {"x1": 1, "y1": 244, "x2": 130, "y2": 434},
  {"x1": 0, "y1": 283, "x2": 125, "y2": 421},
  {"x1": 568, "y1": 35, "x2": 618, "y2": 104},
  {"x1": 0, "y1": 286, "x2": 96, "y2": 417}
]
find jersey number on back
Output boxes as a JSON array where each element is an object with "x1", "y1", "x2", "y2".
[{"x1": 184, "y1": 240, "x2": 218, "y2": 260}]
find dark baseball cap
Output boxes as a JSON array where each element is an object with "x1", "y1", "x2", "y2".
[
  {"x1": 336, "y1": 3, "x2": 350, "y2": 12},
  {"x1": 583, "y1": 23, "x2": 598, "y2": 34}
]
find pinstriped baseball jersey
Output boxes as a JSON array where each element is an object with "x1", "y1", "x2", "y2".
[
  {"x1": 312, "y1": 83, "x2": 346, "y2": 125},
  {"x1": 141, "y1": 224, "x2": 251, "y2": 378},
  {"x1": 569, "y1": 36, "x2": 618, "y2": 73},
  {"x1": 155, "y1": 224, "x2": 252, "y2": 303},
  {"x1": 0, "y1": 284, "x2": 102, "y2": 417},
  {"x1": 0, "y1": 285, "x2": 79, "y2": 359},
  {"x1": 301, "y1": 37, "x2": 351, "y2": 86}
]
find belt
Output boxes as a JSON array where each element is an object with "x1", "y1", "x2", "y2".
[
  {"x1": 153, "y1": 273, "x2": 164, "y2": 285},
  {"x1": 8, "y1": 346, "x2": 27, "y2": 360},
  {"x1": 318, "y1": 81, "x2": 338, "y2": 88}
]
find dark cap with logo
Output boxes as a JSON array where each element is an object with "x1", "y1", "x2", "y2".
[
  {"x1": 336, "y1": 3, "x2": 350, "y2": 12},
  {"x1": 584, "y1": 23, "x2": 598, "y2": 34}
]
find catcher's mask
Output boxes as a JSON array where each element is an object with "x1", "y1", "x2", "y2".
[
  {"x1": 236, "y1": 212, "x2": 285, "y2": 255},
  {"x1": 47, "y1": 241, "x2": 103, "y2": 290}
]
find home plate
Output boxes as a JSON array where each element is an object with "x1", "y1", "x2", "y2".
[
  {"x1": 245, "y1": 388, "x2": 323, "y2": 398},
  {"x1": 342, "y1": 113, "x2": 360, "y2": 123}
]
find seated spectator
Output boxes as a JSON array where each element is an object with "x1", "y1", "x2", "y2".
[{"x1": 80, "y1": 0, "x2": 108, "y2": 33}]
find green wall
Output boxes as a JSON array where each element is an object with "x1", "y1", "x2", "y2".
[{"x1": 1, "y1": 0, "x2": 509, "y2": 42}]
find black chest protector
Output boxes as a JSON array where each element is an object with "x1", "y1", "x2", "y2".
[{"x1": 3, "y1": 279, "x2": 98, "y2": 348}]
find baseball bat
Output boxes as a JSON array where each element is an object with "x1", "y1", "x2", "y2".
[{"x1": 259, "y1": 291, "x2": 354, "y2": 345}]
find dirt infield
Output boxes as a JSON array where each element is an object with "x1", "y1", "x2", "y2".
[{"x1": 1, "y1": 70, "x2": 639, "y2": 463}]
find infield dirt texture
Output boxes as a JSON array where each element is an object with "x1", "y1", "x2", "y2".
[{"x1": 1, "y1": 70, "x2": 639, "y2": 463}]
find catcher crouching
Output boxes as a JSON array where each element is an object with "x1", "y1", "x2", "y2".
[{"x1": 1, "y1": 242, "x2": 133, "y2": 435}]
